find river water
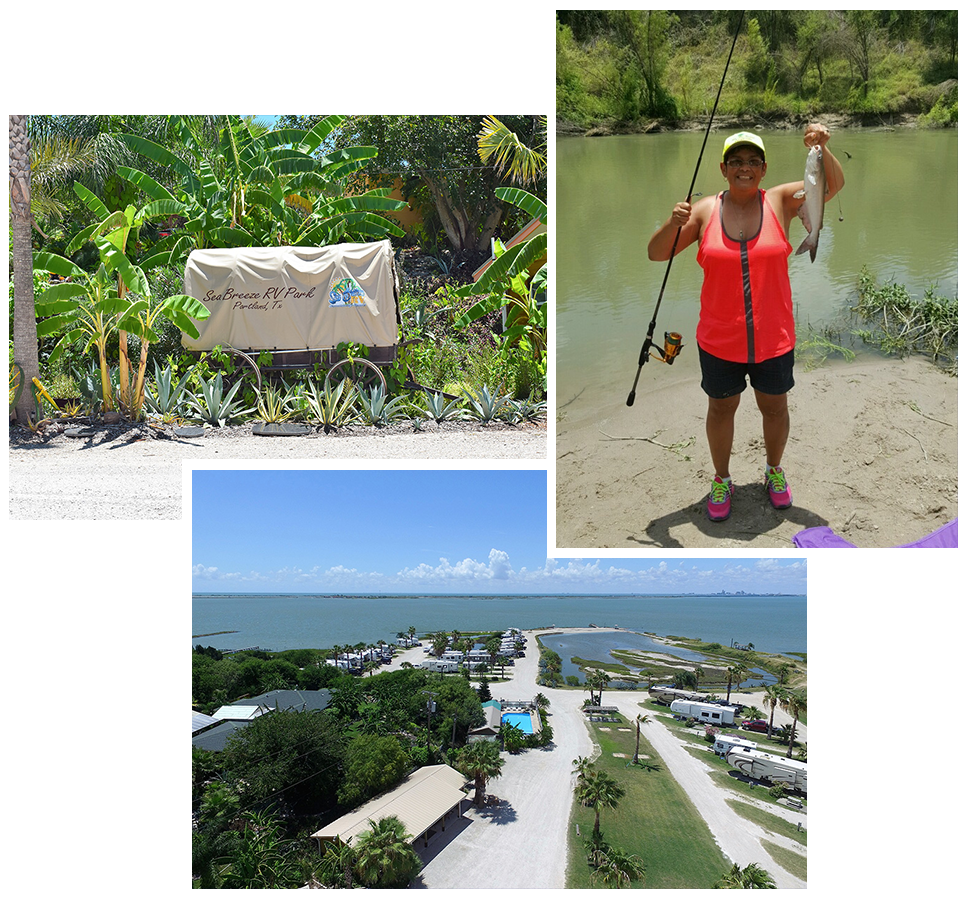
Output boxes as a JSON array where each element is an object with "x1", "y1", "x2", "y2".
[{"x1": 556, "y1": 127, "x2": 957, "y2": 407}]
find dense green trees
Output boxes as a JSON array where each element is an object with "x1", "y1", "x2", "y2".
[{"x1": 557, "y1": 11, "x2": 958, "y2": 127}]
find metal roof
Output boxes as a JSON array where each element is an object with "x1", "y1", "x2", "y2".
[
  {"x1": 311, "y1": 765, "x2": 469, "y2": 846},
  {"x1": 213, "y1": 705, "x2": 264, "y2": 721},
  {"x1": 192, "y1": 719, "x2": 250, "y2": 752},
  {"x1": 228, "y1": 689, "x2": 331, "y2": 713},
  {"x1": 193, "y1": 710, "x2": 220, "y2": 734}
]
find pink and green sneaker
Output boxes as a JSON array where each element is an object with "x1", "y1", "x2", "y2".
[
  {"x1": 707, "y1": 475, "x2": 733, "y2": 521},
  {"x1": 764, "y1": 466, "x2": 793, "y2": 509}
]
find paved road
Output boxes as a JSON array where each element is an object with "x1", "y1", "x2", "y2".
[{"x1": 409, "y1": 629, "x2": 806, "y2": 889}]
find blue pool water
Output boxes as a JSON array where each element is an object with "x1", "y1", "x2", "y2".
[{"x1": 502, "y1": 712, "x2": 534, "y2": 734}]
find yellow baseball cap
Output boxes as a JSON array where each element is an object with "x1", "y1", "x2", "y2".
[{"x1": 722, "y1": 131, "x2": 766, "y2": 161}]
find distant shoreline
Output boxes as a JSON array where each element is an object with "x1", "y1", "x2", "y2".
[{"x1": 191, "y1": 592, "x2": 805, "y2": 599}]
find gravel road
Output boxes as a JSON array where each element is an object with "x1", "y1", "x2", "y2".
[{"x1": 8, "y1": 420, "x2": 547, "y2": 520}]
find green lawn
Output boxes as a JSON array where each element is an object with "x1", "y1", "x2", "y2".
[{"x1": 566, "y1": 715, "x2": 728, "y2": 889}]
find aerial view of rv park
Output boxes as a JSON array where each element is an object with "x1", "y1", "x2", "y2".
[{"x1": 192, "y1": 585, "x2": 809, "y2": 888}]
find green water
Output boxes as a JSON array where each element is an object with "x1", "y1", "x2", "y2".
[{"x1": 555, "y1": 128, "x2": 957, "y2": 408}]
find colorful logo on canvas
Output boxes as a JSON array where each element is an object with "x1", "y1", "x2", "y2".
[{"x1": 329, "y1": 277, "x2": 367, "y2": 307}]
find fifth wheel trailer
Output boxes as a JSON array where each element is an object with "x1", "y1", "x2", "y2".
[
  {"x1": 726, "y1": 748, "x2": 808, "y2": 792},
  {"x1": 670, "y1": 699, "x2": 736, "y2": 725}
]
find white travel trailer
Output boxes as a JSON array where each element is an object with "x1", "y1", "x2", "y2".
[
  {"x1": 649, "y1": 686, "x2": 706, "y2": 705},
  {"x1": 421, "y1": 659, "x2": 461, "y2": 674},
  {"x1": 670, "y1": 699, "x2": 736, "y2": 725},
  {"x1": 726, "y1": 748, "x2": 808, "y2": 791},
  {"x1": 713, "y1": 734, "x2": 758, "y2": 757}
]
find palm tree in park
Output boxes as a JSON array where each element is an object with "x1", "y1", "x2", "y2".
[
  {"x1": 632, "y1": 713, "x2": 650, "y2": 766},
  {"x1": 715, "y1": 861, "x2": 776, "y2": 889},
  {"x1": 353, "y1": 816, "x2": 422, "y2": 889},
  {"x1": 694, "y1": 666, "x2": 706, "y2": 689},
  {"x1": 762, "y1": 684, "x2": 783, "y2": 742},
  {"x1": 572, "y1": 755, "x2": 596, "y2": 783},
  {"x1": 456, "y1": 739, "x2": 504, "y2": 807},
  {"x1": 576, "y1": 769, "x2": 626, "y2": 839},
  {"x1": 725, "y1": 663, "x2": 749, "y2": 704},
  {"x1": 587, "y1": 669, "x2": 610, "y2": 705},
  {"x1": 779, "y1": 689, "x2": 807, "y2": 758},
  {"x1": 589, "y1": 843, "x2": 648, "y2": 888}
]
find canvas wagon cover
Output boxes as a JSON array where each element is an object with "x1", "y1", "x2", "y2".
[{"x1": 181, "y1": 240, "x2": 399, "y2": 351}]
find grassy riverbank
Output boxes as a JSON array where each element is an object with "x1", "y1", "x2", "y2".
[{"x1": 557, "y1": 11, "x2": 957, "y2": 131}]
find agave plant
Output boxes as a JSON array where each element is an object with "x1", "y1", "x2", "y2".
[
  {"x1": 461, "y1": 384, "x2": 510, "y2": 423},
  {"x1": 186, "y1": 372, "x2": 254, "y2": 427},
  {"x1": 306, "y1": 378, "x2": 358, "y2": 432},
  {"x1": 356, "y1": 384, "x2": 412, "y2": 427},
  {"x1": 255, "y1": 383, "x2": 296, "y2": 423},
  {"x1": 144, "y1": 360, "x2": 195, "y2": 417},
  {"x1": 421, "y1": 390, "x2": 467, "y2": 424}
]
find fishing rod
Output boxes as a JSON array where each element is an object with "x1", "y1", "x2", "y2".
[{"x1": 626, "y1": 11, "x2": 745, "y2": 407}]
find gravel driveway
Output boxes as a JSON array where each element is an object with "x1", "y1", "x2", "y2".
[{"x1": 8, "y1": 421, "x2": 546, "y2": 519}]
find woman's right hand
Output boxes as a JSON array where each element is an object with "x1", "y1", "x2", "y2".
[{"x1": 671, "y1": 201, "x2": 692, "y2": 228}]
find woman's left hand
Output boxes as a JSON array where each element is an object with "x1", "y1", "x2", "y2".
[{"x1": 804, "y1": 123, "x2": 830, "y2": 148}]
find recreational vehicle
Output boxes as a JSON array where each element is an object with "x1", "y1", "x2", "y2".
[
  {"x1": 649, "y1": 686, "x2": 707, "y2": 706},
  {"x1": 726, "y1": 748, "x2": 808, "y2": 792},
  {"x1": 420, "y1": 659, "x2": 461, "y2": 674},
  {"x1": 670, "y1": 699, "x2": 736, "y2": 725},
  {"x1": 713, "y1": 734, "x2": 757, "y2": 757}
]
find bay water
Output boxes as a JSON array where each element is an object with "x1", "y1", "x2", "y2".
[{"x1": 192, "y1": 593, "x2": 806, "y2": 664}]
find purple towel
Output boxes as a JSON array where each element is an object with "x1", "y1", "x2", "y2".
[{"x1": 793, "y1": 519, "x2": 957, "y2": 549}]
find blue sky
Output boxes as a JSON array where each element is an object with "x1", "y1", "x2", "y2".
[{"x1": 191, "y1": 470, "x2": 807, "y2": 595}]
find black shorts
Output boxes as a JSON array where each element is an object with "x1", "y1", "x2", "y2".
[{"x1": 698, "y1": 346, "x2": 795, "y2": 399}]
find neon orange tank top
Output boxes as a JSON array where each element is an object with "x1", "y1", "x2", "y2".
[{"x1": 696, "y1": 190, "x2": 795, "y2": 364}]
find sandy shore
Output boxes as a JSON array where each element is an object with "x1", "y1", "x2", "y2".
[
  {"x1": 556, "y1": 355, "x2": 957, "y2": 548},
  {"x1": 7, "y1": 422, "x2": 546, "y2": 520},
  {"x1": 411, "y1": 627, "x2": 806, "y2": 889}
]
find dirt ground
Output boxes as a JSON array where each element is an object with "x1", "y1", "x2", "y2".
[{"x1": 555, "y1": 355, "x2": 957, "y2": 549}]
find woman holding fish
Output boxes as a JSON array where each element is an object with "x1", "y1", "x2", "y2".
[{"x1": 647, "y1": 123, "x2": 844, "y2": 521}]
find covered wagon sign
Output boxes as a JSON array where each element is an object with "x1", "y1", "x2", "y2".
[{"x1": 181, "y1": 240, "x2": 399, "y2": 353}]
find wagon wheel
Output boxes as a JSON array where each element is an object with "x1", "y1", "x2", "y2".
[
  {"x1": 223, "y1": 348, "x2": 263, "y2": 393},
  {"x1": 324, "y1": 358, "x2": 387, "y2": 395}
]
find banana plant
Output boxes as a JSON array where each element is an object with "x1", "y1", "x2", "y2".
[
  {"x1": 33, "y1": 250, "x2": 140, "y2": 411},
  {"x1": 117, "y1": 115, "x2": 406, "y2": 262},
  {"x1": 64, "y1": 184, "x2": 211, "y2": 418},
  {"x1": 453, "y1": 187, "x2": 547, "y2": 358}
]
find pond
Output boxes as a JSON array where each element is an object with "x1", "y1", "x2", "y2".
[
  {"x1": 541, "y1": 629, "x2": 774, "y2": 690},
  {"x1": 556, "y1": 127, "x2": 957, "y2": 410}
]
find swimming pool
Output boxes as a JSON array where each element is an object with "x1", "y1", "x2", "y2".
[{"x1": 502, "y1": 712, "x2": 534, "y2": 734}]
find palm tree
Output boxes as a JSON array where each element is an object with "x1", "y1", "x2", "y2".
[
  {"x1": 456, "y1": 739, "x2": 504, "y2": 806},
  {"x1": 576, "y1": 769, "x2": 625, "y2": 839},
  {"x1": 477, "y1": 114, "x2": 547, "y2": 186},
  {"x1": 632, "y1": 713, "x2": 650, "y2": 765},
  {"x1": 587, "y1": 669, "x2": 610, "y2": 705},
  {"x1": 590, "y1": 843, "x2": 648, "y2": 888},
  {"x1": 318, "y1": 839, "x2": 358, "y2": 889},
  {"x1": 725, "y1": 663, "x2": 749, "y2": 704},
  {"x1": 353, "y1": 816, "x2": 422, "y2": 889},
  {"x1": 779, "y1": 689, "x2": 807, "y2": 758},
  {"x1": 10, "y1": 115, "x2": 40, "y2": 426},
  {"x1": 715, "y1": 861, "x2": 776, "y2": 889},
  {"x1": 762, "y1": 684, "x2": 783, "y2": 742},
  {"x1": 572, "y1": 755, "x2": 596, "y2": 783}
]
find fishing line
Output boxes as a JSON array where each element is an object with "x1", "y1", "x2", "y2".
[{"x1": 626, "y1": 11, "x2": 746, "y2": 407}]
